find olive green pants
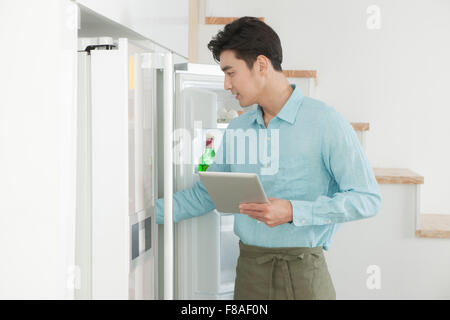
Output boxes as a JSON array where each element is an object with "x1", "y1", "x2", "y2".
[{"x1": 234, "y1": 241, "x2": 336, "y2": 300}]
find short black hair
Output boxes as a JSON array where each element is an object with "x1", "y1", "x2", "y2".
[{"x1": 207, "y1": 16, "x2": 283, "y2": 72}]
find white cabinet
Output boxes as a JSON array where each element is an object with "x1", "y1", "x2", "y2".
[
  {"x1": 0, "y1": 0, "x2": 78, "y2": 299},
  {"x1": 77, "y1": 0, "x2": 189, "y2": 58}
]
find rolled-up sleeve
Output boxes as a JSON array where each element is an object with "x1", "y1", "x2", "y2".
[
  {"x1": 156, "y1": 179, "x2": 214, "y2": 224},
  {"x1": 291, "y1": 109, "x2": 382, "y2": 226}
]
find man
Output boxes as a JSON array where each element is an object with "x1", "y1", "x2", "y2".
[{"x1": 156, "y1": 16, "x2": 381, "y2": 300}]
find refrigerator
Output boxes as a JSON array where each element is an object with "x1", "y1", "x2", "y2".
[{"x1": 75, "y1": 37, "x2": 246, "y2": 300}]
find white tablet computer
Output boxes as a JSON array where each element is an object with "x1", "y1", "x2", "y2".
[{"x1": 198, "y1": 171, "x2": 269, "y2": 214}]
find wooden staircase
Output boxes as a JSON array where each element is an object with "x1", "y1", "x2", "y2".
[{"x1": 416, "y1": 214, "x2": 450, "y2": 238}]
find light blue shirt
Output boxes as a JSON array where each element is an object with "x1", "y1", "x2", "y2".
[{"x1": 156, "y1": 84, "x2": 381, "y2": 250}]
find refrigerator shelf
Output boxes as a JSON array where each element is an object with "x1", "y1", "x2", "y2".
[{"x1": 217, "y1": 123, "x2": 228, "y2": 129}]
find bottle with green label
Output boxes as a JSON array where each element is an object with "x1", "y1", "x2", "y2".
[{"x1": 198, "y1": 133, "x2": 215, "y2": 172}]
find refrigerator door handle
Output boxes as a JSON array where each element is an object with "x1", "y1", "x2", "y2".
[
  {"x1": 163, "y1": 52, "x2": 174, "y2": 300},
  {"x1": 140, "y1": 51, "x2": 175, "y2": 300}
]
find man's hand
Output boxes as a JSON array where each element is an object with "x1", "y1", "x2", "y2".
[{"x1": 239, "y1": 197, "x2": 293, "y2": 228}]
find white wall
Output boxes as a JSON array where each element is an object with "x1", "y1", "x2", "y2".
[
  {"x1": 0, "y1": 0, "x2": 78, "y2": 299},
  {"x1": 326, "y1": 184, "x2": 450, "y2": 299},
  {"x1": 197, "y1": 0, "x2": 450, "y2": 215}
]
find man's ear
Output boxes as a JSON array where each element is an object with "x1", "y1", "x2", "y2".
[{"x1": 256, "y1": 55, "x2": 269, "y2": 74}]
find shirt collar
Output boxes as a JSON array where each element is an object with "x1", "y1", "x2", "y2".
[{"x1": 252, "y1": 84, "x2": 304, "y2": 126}]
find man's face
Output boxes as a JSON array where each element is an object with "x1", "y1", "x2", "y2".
[{"x1": 219, "y1": 50, "x2": 263, "y2": 107}]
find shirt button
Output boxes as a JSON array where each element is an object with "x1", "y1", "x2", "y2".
[{"x1": 302, "y1": 219, "x2": 306, "y2": 224}]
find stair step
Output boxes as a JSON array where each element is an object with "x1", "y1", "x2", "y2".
[
  {"x1": 416, "y1": 214, "x2": 450, "y2": 239},
  {"x1": 205, "y1": 17, "x2": 265, "y2": 24},
  {"x1": 283, "y1": 70, "x2": 316, "y2": 78},
  {"x1": 373, "y1": 168, "x2": 424, "y2": 184},
  {"x1": 284, "y1": 70, "x2": 317, "y2": 86},
  {"x1": 351, "y1": 122, "x2": 369, "y2": 132}
]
